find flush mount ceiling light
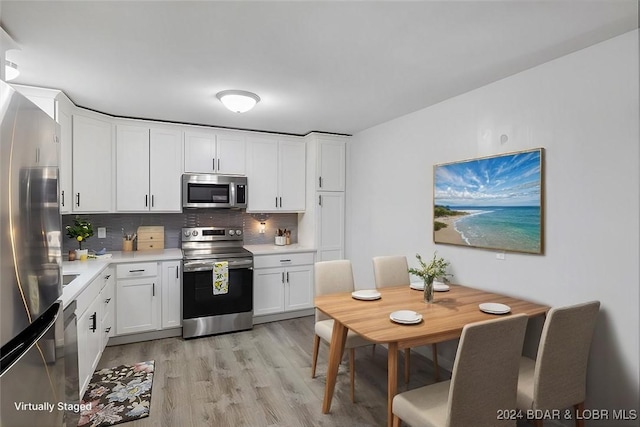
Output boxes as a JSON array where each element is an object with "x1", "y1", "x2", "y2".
[
  {"x1": 5, "y1": 60, "x2": 19, "y2": 81},
  {"x1": 216, "y1": 90, "x2": 260, "y2": 113}
]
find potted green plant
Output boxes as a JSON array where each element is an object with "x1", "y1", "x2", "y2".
[
  {"x1": 408, "y1": 252, "x2": 451, "y2": 303},
  {"x1": 65, "y1": 216, "x2": 93, "y2": 260}
]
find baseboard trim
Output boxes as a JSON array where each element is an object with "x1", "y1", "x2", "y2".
[
  {"x1": 107, "y1": 327, "x2": 182, "y2": 346},
  {"x1": 253, "y1": 308, "x2": 314, "y2": 325}
]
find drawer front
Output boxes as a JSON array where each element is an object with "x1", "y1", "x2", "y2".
[
  {"x1": 75, "y1": 277, "x2": 102, "y2": 316},
  {"x1": 253, "y1": 252, "x2": 315, "y2": 269},
  {"x1": 116, "y1": 262, "x2": 158, "y2": 278},
  {"x1": 137, "y1": 240, "x2": 165, "y2": 251},
  {"x1": 137, "y1": 231, "x2": 164, "y2": 241}
]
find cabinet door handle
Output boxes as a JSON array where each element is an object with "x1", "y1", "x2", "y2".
[
  {"x1": 36, "y1": 147, "x2": 40, "y2": 164},
  {"x1": 217, "y1": 159, "x2": 220, "y2": 171},
  {"x1": 319, "y1": 176, "x2": 322, "y2": 188},
  {"x1": 129, "y1": 269, "x2": 145, "y2": 273},
  {"x1": 90, "y1": 312, "x2": 97, "y2": 332},
  {"x1": 151, "y1": 195, "x2": 155, "y2": 207},
  {"x1": 286, "y1": 271, "x2": 289, "y2": 283},
  {"x1": 104, "y1": 274, "x2": 111, "y2": 280},
  {"x1": 279, "y1": 197, "x2": 282, "y2": 208},
  {"x1": 76, "y1": 193, "x2": 80, "y2": 207},
  {"x1": 213, "y1": 158, "x2": 216, "y2": 171},
  {"x1": 281, "y1": 272, "x2": 285, "y2": 284},
  {"x1": 105, "y1": 298, "x2": 111, "y2": 304},
  {"x1": 176, "y1": 266, "x2": 179, "y2": 279},
  {"x1": 280, "y1": 259, "x2": 291, "y2": 263},
  {"x1": 275, "y1": 197, "x2": 278, "y2": 208},
  {"x1": 61, "y1": 191, "x2": 65, "y2": 207},
  {"x1": 319, "y1": 195, "x2": 322, "y2": 206},
  {"x1": 145, "y1": 194, "x2": 148, "y2": 207},
  {"x1": 105, "y1": 327, "x2": 111, "y2": 334},
  {"x1": 152, "y1": 283, "x2": 155, "y2": 296}
]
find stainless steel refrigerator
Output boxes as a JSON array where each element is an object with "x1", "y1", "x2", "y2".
[{"x1": 1, "y1": 81, "x2": 65, "y2": 426}]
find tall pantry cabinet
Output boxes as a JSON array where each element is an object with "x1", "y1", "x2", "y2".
[{"x1": 299, "y1": 133, "x2": 347, "y2": 261}]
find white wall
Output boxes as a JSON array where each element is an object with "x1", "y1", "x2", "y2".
[{"x1": 346, "y1": 30, "x2": 639, "y2": 424}]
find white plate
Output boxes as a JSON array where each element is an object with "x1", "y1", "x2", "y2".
[
  {"x1": 390, "y1": 310, "x2": 423, "y2": 324},
  {"x1": 409, "y1": 282, "x2": 424, "y2": 290},
  {"x1": 351, "y1": 290, "x2": 381, "y2": 301},
  {"x1": 479, "y1": 302, "x2": 511, "y2": 314}
]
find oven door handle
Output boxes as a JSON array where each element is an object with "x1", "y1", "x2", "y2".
[{"x1": 183, "y1": 260, "x2": 253, "y2": 272}]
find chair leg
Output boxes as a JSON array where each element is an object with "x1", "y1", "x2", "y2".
[
  {"x1": 574, "y1": 402, "x2": 585, "y2": 427},
  {"x1": 404, "y1": 349, "x2": 411, "y2": 384},
  {"x1": 349, "y1": 348, "x2": 355, "y2": 403},
  {"x1": 432, "y1": 343, "x2": 439, "y2": 382},
  {"x1": 392, "y1": 414, "x2": 401, "y2": 427},
  {"x1": 311, "y1": 335, "x2": 320, "y2": 378}
]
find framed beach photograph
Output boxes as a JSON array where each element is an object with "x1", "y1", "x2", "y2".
[{"x1": 433, "y1": 148, "x2": 544, "y2": 254}]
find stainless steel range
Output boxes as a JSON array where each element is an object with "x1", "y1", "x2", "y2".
[{"x1": 181, "y1": 226, "x2": 253, "y2": 338}]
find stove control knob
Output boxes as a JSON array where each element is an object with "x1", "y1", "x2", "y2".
[
  {"x1": 235, "y1": 229, "x2": 243, "y2": 236},
  {"x1": 229, "y1": 230, "x2": 236, "y2": 236},
  {"x1": 183, "y1": 230, "x2": 191, "y2": 237},
  {"x1": 192, "y1": 230, "x2": 198, "y2": 237}
]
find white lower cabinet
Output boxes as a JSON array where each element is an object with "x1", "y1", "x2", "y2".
[
  {"x1": 253, "y1": 252, "x2": 315, "y2": 317},
  {"x1": 115, "y1": 261, "x2": 182, "y2": 335},
  {"x1": 76, "y1": 268, "x2": 114, "y2": 397},
  {"x1": 77, "y1": 293, "x2": 102, "y2": 396},
  {"x1": 115, "y1": 263, "x2": 160, "y2": 335},
  {"x1": 161, "y1": 261, "x2": 182, "y2": 329}
]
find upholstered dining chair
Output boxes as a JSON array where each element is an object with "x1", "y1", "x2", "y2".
[
  {"x1": 372, "y1": 255, "x2": 440, "y2": 383},
  {"x1": 392, "y1": 314, "x2": 529, "y2": 427},
  {"x1": 517, "y1": 300, "x2": 600, "y2": 427},
  {"x1": 311, "y1": 260, "x2": 373, "y2": 403}
]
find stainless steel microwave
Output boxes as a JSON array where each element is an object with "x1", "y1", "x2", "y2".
[{"x1": 182, "y1": 174, "x2": 247, "y2": 209}]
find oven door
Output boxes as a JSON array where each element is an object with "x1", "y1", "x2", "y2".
[{"x1": 182, "y1": 259, "x2": 253, "y2": 320}]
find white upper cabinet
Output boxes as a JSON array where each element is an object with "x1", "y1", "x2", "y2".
[
  {"x1": 246, "y1": 136, "x2": 305, "y2": 212},
  {"x1": 317, "y1": 137, "x2": 346, "y2": 191},
  {"x1": 149, "y1": 128, "x2": 183, "y2": 211},
  {"x1": 116, "y1": 124, "x2": 182, "y2": 212},
  {"x1": 184, "y1": 129, "x2": 246, "y2": 175},
  {"x1": 72, "y1": 114, "x2": 113, "y2": 212},
  {"x1": 57, "y1": 96, "x2": 74, "y2": 213},
  {"x1": 278, "y1": 140, "x2": 306, "y2": 210}
]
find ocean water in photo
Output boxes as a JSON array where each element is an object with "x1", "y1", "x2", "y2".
[{"x1": 451, "y1": 206, "x2": 541, "y2": 253}]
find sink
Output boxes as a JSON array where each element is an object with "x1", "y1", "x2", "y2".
[{"x1": 62, "y1": 274, "x2": 80, "y2": 287}]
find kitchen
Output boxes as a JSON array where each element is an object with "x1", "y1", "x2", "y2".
[{"x1": 1, "y1": 2, "x2": 638, "y2": 427}]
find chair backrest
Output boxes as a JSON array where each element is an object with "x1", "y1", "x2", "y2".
[
  {"x1": 447, "y1": 314, "x2": 528, "y2": 427},
  {"x1": 314, "y1": 260, "x2": 355, "y2": 321},
  {"x1": 532, "y1": 300, "x2": 600, "y2": 410},
  {"x1": 372, "y1": 255, "x2": 410, "y2": 288}
]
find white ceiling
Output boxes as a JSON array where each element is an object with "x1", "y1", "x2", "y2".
[{"x1": 1, "y1": 1, "x2": 637, "y2": 136}]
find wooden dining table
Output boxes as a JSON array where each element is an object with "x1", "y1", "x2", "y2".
[{"x1": 314, "y1": 283, "x2": 550, "y2": 427}]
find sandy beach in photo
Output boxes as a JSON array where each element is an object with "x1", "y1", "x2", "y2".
[{"x1": 434, "y1": 214, "x2": 468, "y2": 245}]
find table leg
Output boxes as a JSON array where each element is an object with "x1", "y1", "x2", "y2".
[
  {"x1": 387, "y1": 342, "x2": 398, "y2": 427},
  {"x1": 322, "y1": 320, "x2": 348, "y2": 414}
]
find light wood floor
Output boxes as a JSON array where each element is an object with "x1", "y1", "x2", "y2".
[{"x1": 98, "y1": 316, "x2": 444, "y2": 427}]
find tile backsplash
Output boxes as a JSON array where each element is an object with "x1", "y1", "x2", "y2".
[{"x1": 62, "y1": 211, "x2": 299, "y2": 253}]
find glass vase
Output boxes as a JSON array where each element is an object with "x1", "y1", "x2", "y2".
[{"x1": 423, "y1": 276, "x2": 435, "y2": 303}]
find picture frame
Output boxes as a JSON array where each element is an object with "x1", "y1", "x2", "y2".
[{"x1": 433, "y1": 148, "x2": 544, "y2": 254}]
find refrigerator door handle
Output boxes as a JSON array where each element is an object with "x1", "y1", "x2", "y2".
[{"x1": 0, "y1": 302, "x2": 60, "y2": 377}]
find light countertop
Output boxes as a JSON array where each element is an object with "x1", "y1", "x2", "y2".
[
  {"x1": 61, "y1": 248, "x2": 183, "y2": 309},
  {"x1": 244, "y1": 244, "x2": 316, "y2": 255}
]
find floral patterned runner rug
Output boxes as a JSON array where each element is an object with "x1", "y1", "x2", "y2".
[{"x1": 78, "y1": 360, "x2": 155, "y2": 427}]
